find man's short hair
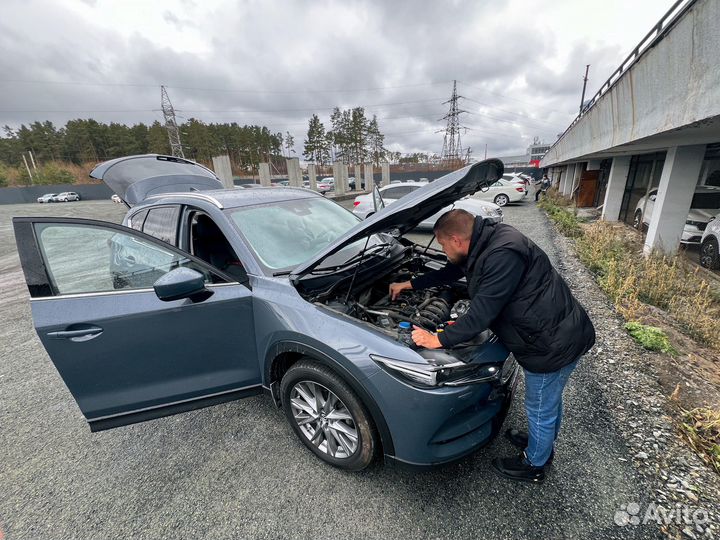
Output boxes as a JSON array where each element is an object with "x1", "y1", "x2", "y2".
[{"x1": 433, "y1": 209, "x2": 475, "y2": 240}]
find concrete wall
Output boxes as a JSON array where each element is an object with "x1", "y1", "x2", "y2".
[
  {"x1": 0, "y1": 183, "x2": 113, "y2": 205},
  {"x1": 542, "y1": 0, "x2": 720, "y2": 166}
]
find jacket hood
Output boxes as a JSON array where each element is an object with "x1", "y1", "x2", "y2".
[
  {"x1": 291, "y1": 159, "x2": 504, "y2": 279},
  {"x1": 90, "y1": 154, "x2": 223, "y2": 206}
]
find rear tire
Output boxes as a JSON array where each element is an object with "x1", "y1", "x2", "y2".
[
  {"x1": 494, "y1": 194, "x2": 509, "y2": 207},
  {"x1": 700, "y1": 237, "x2": 720, "y2": 269},
  {"x1": 281, "y1": 359, "x2": 378, "y2": 471}
]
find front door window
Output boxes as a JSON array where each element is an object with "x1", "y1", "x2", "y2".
[{"x1": 34, "y1": 222, "x2": 217, "y2": 295}]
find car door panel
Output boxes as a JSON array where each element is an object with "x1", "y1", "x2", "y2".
[{"x1": 14, "y1": 217, "x2": 261, "y2": 430}]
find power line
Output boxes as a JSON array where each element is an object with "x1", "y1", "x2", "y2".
[{"x1": 0, "y1": 79, "x2": 452, "y2": 95}]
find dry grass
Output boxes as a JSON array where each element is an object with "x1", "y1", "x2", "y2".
[
  {"x1": 680, "y1": 408, "x2": 720, "y2": 474},
  {"x1": 0, "y1": 161, "x2": 99, "y2": 187},
  {"x1": 575, "y1": 221, "x2": 720, "y2": 350}
]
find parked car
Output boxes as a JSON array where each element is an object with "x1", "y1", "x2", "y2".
[
  {"x1": 700, "y1": 212, "x2": 720, "y2": 268},
  {"x1": 352, "y1": 181, "x2": 503, "y2": 225},
  {"x1": 111, "y1": 194, "x2": 123, "y2": 203},
  {"x1": 473, "y1": 178, "x2": 527, "y2": 206},
  {"x1": 634, "y1": 186, "x2": 720, "y2": 244},
  {"x1": 54, "y1": 192, "x2": 81, "y2": 202},
  {"x1": 316, "y1": 181, "x2": 332, "y2": 194},
  {"x1": 13, "y1": 154, "x2": 517, "y2": 471},
  {"x1": 37, "y1": 193, "x2": 57, "y2": 203}
]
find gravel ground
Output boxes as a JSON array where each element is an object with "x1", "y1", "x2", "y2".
[{"x1": 0, "y1": 197, "x2": 714, "y2": 539}]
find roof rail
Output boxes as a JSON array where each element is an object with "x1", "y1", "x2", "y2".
[{"x1": 547, "y1": 0, "x2": 697, "y2": 156}]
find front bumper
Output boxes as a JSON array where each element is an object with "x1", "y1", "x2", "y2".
[{"x1": 366, "y1": 351, "x2": 520, "y2": 467}]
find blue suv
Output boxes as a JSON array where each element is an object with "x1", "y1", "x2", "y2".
[{"x1": 13, "y1": 154, "x2": 518, "y2": 470}]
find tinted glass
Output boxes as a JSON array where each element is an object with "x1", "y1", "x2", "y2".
[
  {"x1": 35, "y1": 223, "x2": 217, "y2": 295},
  {"x1": 142, "y1": 206, "x2": 180, "y2": 245},
  {"x1": 227, "y1": 198, "x2": 361, "y2": 270},
  {"x1": 128, "y1": 209, "x2": 149, "y2": 231},
  {"x1": 691, "y1": 192, "x2": 720, "y2": 209},
  {"x1": 383, "y1": 186, "x2": 412, "y2": 199}
]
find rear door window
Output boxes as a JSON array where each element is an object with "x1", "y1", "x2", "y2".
[{"x1": 142, "y1": 206, "x2": 180, "y2": 245}]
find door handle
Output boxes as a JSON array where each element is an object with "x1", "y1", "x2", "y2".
[{"x1": 48, "y1": 326, "x2": 103, "y2": 342}]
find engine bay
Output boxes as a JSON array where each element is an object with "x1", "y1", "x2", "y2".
[{"x1": 320, "y1": 246, "x2": 482, "y2": 347}]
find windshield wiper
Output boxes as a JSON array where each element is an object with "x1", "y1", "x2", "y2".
[{"x1": 272, "y1": 270, "x2": 292, "y2": 276}]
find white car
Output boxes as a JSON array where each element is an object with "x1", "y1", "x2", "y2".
[
  {"x1": 37, "y1": 193, "x2": 57, "y2": 203},
  {"x1": 634, "y1": 186, "x2": 720, "y2": 245},
  {"x1": 473, "y1": 178, "x2": 527, "y2": 207},
  {"x1": 352, "y1": 181, "x2": 503, "y2": 226},
  {"x1": 700, "y1": 212, "x2": 720, "y2": 268},
  {"x1": 54, "y1": 191, "x2": 80, "y2": 202}
]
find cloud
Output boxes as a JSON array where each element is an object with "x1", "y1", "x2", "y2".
[{"x1": 0, "y1": 0, "x2": 674, "y2": 157}]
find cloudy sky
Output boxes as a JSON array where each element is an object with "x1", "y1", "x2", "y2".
[{"x1": 0, "y1": 0, "x2": 676, "y2": 158}]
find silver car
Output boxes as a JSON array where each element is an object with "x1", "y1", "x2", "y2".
[{"x1": 353, "y1": 181, "x2": 503, "y2": 225}]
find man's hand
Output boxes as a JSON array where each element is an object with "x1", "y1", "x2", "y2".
[
  {"x1": 389, "y1": 280, "x2": 412, "y2": 301},
  {"x1": 412, "y1": 325, "x2": 442, "y2": 349}
]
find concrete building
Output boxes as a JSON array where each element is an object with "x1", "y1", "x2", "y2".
[
  {"x1": 497, "y1": 138, "x2": 553, "y2": 169},
  {"x1": 540, "y1": 0, "x2": 720, "y2": 254}
]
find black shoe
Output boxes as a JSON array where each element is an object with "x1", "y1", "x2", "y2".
[
  {"x1": 504, "y1": 429, "x2": 555, "y2": 465},
  {"x1": 492, "y1": 453, "x2": 545, "y2": 483}
]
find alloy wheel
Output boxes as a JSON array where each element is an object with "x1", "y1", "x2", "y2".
[
  {"x1": 495, "y1": 194, "x2": 509, "y2": 207},
  {"x1": 289, "y1": 381, "x2": 359, "y2": 459},
  {"x1": 633, "y1": 211, "x2": 642, "y2": 230},
  {"x1": 701, "y1": 239, "x2": 717, "y2": 268}
]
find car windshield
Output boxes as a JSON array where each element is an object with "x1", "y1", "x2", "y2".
[
  {"x1": 691, "y1": 192, "x2": 720, "y2": 209},
  {"x1": 226, "y1": 197, "x2": 363, "y2": 271}
]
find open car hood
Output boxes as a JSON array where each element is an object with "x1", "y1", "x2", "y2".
[
  {"x1": 90, "y1": 154, "x2": 223, "y2": 206},
  {"x1": 291, "y1": 159, "x2": 503, "y2": 280}
]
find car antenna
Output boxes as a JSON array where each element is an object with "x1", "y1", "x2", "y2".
[{"x1": 343, "y1": 235, "x2": 372, "y2": 304}]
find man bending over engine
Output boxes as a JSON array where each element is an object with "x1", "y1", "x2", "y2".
[{"x1": 388, "y1": 209, "x2": 595, "y2": 483}]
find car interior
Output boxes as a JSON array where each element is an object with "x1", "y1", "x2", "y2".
[{"x1": 189, "y1": 213, "x2": 247, "y2": 282}]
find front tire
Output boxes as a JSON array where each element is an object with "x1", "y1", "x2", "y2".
[
  {"x1": 494, "y1": 194, "x2": 509, "y2": 207},
  {"x1": 700, "y1": 237, "x2": 720, "y2": 269},
  {"x1": 281, "y1": 359, "x2": 378, "y2": 471},
  {"x1": 633, "y1": 210, "x2": 643, "y2": 230}
]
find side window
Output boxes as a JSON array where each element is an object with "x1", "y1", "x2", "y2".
[
  {"x1": 34, "y1": 223, "x2": 224, "y2": 295},
  {"x1": 142, "y1": 206, "x2": 180, "y2": 245},
  {"x1": 128, "y1": 209, "x2": 148, "y2": 231},
  {"x1": 383, "y1": 187, "x2": 410, "y2": 199}
]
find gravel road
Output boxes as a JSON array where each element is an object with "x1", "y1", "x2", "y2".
[{"x1": 0, "y1": 198, "x2": 694, "y2": 539}]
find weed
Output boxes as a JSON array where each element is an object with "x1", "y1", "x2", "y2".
[
  {"x1": 624, "y1": 321, "x2": 678, "y2": 355},
  {"x1": 680, "y1": 408, "x2": 720, "y2": 474}
]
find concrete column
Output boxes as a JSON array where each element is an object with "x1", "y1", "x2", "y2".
[
  {"x1": 211, "y1": 155, "x2": 233, "y2": 189},
  {"x1": 353, "y1": 164, "x2": 362, "y2": 191},
  {"x1": 587, "y1": 160, "x2": 602, "y2": 170},
  {"x1": 333, "y1": 162, "x2": 346, "y2": 195},
  {"x1": 259, "y1": 162, "x2": 271, "y2": 187},
  {"x1": 308, "y1": 163, "x2": 317, "y2": 191},
  {"x1": 561, "y1": 164, "x2": 574, "y2": 195},
  {"x1": 381, "y1": 162, "x2": 390, "y2": 187},
  {"x1": 644, "y1": 145, "x2": 706, "y2": 255},
  {"x1": 287, "y1": 157, "x2": 302, "y2": 187},
  {"x1": 601, "y1": 156, "x2": 631, "y2": 221},
  {"x1": 569, "y1": 163, "x2": 585, "y2": 196},
  {"x1": 363, "y1": 163, "x2": 373, "y2": 191}
]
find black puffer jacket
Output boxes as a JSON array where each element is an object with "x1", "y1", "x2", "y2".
[{"x1": 411, "y1": 217, "x2": 595, "y2": 373}]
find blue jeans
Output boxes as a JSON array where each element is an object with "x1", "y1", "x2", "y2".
[{"x1": 523, "y1": 359, "x2": 579, "y2": 467}]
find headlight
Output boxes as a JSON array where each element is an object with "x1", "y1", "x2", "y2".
[{"x1": 370, "y1": 353, "x2": 514, "y2": 388}]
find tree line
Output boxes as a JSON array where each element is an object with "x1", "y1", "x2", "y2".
[
  {"x1": 0, "y1": 119, "x2": 283, "y2": 171},
  {"x1": 303, "y1": 107, "x2": 386, "y2": 166}
]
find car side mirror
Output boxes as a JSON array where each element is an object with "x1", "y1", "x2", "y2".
[
  {"x1": 649, "y1": 195, "x2": 657, "y2": 201},
  {"x1": 154, "y1": 267, "x2": 212, "y2": 302}
]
